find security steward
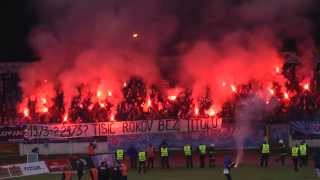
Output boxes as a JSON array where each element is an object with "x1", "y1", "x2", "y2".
[
  {"x1": 160, "y1": 144, "x2": 170, "y2": 169},
  {"x1": 116, "y1": 148, "x2": 125, "y2": 162},
  {"x1": 260, "y1": 140, "x2": 270, "y2": 167},
  {"x1": 138, "y1": 150, "x2": 147, "y2": 173},
  {"x1": 299, "y1": 140, "x2": 308, "y2": 167},
  {"x1": 198, "y1": 143, "x2": 207, "y2": 168},
  {"x1": 183, "y1": 144, "x2": 193, "y2": 168},
  {"x1": 277, "y1": 139, "x2": 288, "y2": 166},
  {"x1": 292, "y1": 144, "x2": 299, "y2": 172}
]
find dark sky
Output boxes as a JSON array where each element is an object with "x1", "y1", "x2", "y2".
[{"x1": 0, "y1": 0, "x2": 320, "y2": 63}]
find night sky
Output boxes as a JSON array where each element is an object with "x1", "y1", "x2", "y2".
[{"x1": 0, "y1": 0, "x2": 320, "y2": 63}]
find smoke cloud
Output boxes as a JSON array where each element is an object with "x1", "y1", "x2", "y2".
[{"x1": 18, "y1": 0, "x2": 317, "y2": 157}]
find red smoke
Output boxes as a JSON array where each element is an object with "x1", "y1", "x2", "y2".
[{"x1": 17, "y1": 0, "x2": 317, "y2": 122}]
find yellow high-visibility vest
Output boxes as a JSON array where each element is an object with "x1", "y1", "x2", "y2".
[
  {"x1": 160, "y1": 147, "x2": 168, "y2": 157},
  {"x1": 262, "y1": 144, "x2": 270, "y2": 154},
  {"x1": 138, "y1": 151, "x2": 146, "y2": 162},
  {"x1": 198, "y1": 145, "x2": 206, "y2": 155},
  {"x1": 184, "y1": 145, "x2": 192, "y2": 156},
  {"x1": 299, "y1": 144, "x2": 307, "y2": 156},
  {"x1": 292, "y1": 147, "x2": 299, "y2": 157},
  {"x1": 116, "y1": 149, "x2": 124, "y2": 160}
]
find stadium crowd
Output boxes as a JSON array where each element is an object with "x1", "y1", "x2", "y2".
[{"x1": 0, "y1": 53, "x2": 320, "y2": 125}]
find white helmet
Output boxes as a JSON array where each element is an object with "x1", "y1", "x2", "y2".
[
  {"x1": 210, "y1": 144, "x2": 215, "y2": 147},
  {"x1": 278, "y1": 139, "x2": 284, "y2": 144}
]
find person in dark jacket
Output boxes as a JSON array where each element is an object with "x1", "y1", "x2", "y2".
[
  {"x1": 111, "y1": 164, "x2": 122, "y2": 180},
  {"x1": 313, "y1": 149, "x2": 320, "y2": 178},
  {"x1": 223, "y1": 155, "x2": 235, "y2": 180},
  {"x1": 275, "y1": 139, "x2": 288, "y2": 166},
  {"x1": 127, "y1": 145, "x2": 138, "y2": 169},
  {"x1": 98, "y1": 161, "x2": 109, "y2": 180},
  {"x1": 75, "y1": 159, "x2": 84, "y2": 180}
]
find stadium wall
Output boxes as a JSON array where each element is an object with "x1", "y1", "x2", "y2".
[{"x1": 19, "y1": 142, "x2": 109, "y2": 155}]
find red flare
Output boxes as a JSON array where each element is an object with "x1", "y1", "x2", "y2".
[
  {"x1": 99, "y1": 103, "x2": 105, "y2": 108},
  {"x1": 123, "y1": 82, "x2": 127, "y2": 87},
  {"x1": 96, "y1": 90, "x2": 102, "y2": 98},
  {"x1": 110, "y1": 114, "x2": 115, "y2": 121},
  {"x1": 275, "y1": 66, "x2": 281, "y2": 74},
  {"x1": 283, "y1": 92, "x2": 289, "y2": 100},
  {"x1": 221, "y1": 81, "x2": 227, "y2": 87},
  {"x1": 132, "y1": 32, "x2": 139, "y2": 38},
  {"x1": 107, "y1": 90, "x2": 112, "y2": 97},
  {"x1": 41, "y1": 107, "x2": 48, "y2": 113},
  {"x1": 268, "y1": 88, "x2": 275, "y2": 95},
  {"x1": 23, "y1": 108, "x2": 29, "y2": 117},
  {"x1": 230, "y1": 85, "x2": 237, "y2": 93},
  {"x1": 63, "y1": 114, "x2": 68, "y2": 122},
  {"x1": 207, "y1": 108, "x2": 216, "y2": 117},
  {"x1": 89, "y1": 104, "x2": 94, "y2": 110},
  {"x1": 303, "y1": 83, "x2": 310, "y2": 91},
  {"x1": 168, "y1": 95, "x2": 177, "y2": 101},
  {"x1": 147, "y1": 98, "x2": 151, "y2": 107},
  {"x1": 194, "y1": 106, "x2": 199, "y2": 116},
  {"x1": 41, "y1": 98, "x2": 47, "y2": 104}
]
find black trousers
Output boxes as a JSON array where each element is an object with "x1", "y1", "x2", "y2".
[
  {"x1": 299, "y1": 156, "x2": 308, "y2": 167},
  {"x1": 77, "y1": 171, "x2": 83, "y2": 180},
  {"x1": 200, "y1": 155, "x2": 206, "y2": 168},
  {"x1": 138, "y1": 161, "x2": 146, "y2": 173},
  {"x1": 276, "y1": 154, "x2": 286, "y2": 166},
  {"x1": 292, "y1": 157, "x2": 299, "y2": 172},
  {"x1": 260, "y1": 154, "x2": 269, "y2": 167},
  {"x1": 225, "y1": 174, "x2": 232, "y2": 180},
  {"x1": 122, "y1": 176, "x2": 128, "y2": 180},
  {"x1": 209, "y1": 156, "x2": 216, "y2": 167},
  {"x1": 185, "y1": 156, "x2": 193, "y2": 168},
  {"x1": 160, "y1": 157, "x2": 170, "y2": 169},
  {"x1": 147, "y1": 157, "x2": 154, "y2": 168},
  {"x1": 130, "y1": 158, "x2": 137, "y2": 169}
]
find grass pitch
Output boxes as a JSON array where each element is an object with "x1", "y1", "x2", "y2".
[{"x1": 12, "y1": 166, "x2": 315, "y2": 180}]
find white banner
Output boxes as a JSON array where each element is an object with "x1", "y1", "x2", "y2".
[
  {"x1": 26, "y1": 118, "x2": 221, "y2": 139},
  {"x1": 1, "y1": 161, "x2": 49, "y2": 179}
]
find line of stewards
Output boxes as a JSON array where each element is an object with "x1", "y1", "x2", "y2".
[
  {"x1": 160, "y1": 144, "x2": 170, "y2": 169},
  {"x1": 260, "y1": 141, "x2": 270, "y2": 167},
  {"x1": 138, "y1": 150, "x2": 147, "y2": 173}
]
